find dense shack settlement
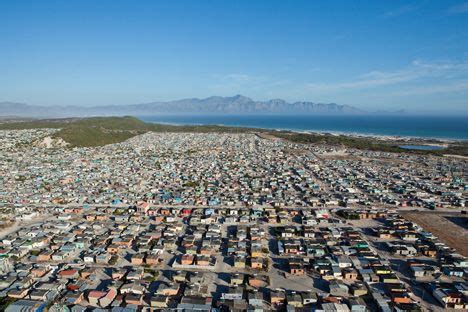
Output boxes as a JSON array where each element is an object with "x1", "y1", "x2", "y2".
[{"x1": 0, "y1": 128, "x2": 467, "y2": 312}]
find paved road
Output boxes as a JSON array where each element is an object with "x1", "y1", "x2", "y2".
[
  {"x1": 353, "y1": 223, "x2": 447, "y2": 312},
  {"x1": 1, "y1": 202, "x2": 462, "y2": 213}
]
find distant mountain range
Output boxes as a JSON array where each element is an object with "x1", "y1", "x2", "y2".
[{"x1": 0, "y1": 95, "x2": 370, "y2": 117}]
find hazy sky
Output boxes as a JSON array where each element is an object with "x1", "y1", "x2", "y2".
[{"x1": 1, "y1": 0, "x2": 468, "y2": 113}]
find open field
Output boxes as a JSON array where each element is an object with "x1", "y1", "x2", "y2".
[{"x1": 401, "y1": 211, "x2": 468, "y2": 257}]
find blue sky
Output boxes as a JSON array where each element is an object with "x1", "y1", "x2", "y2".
[{"x1": 1, "y1": 0, "x2": 467, "y2": 113}]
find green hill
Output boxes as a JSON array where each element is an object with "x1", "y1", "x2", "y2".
[
  {"x1": 53, "y1": 116, "x2": 164, "y2": 147},
  {"x1": 0, "y1": 116, "x2": 256, "y2": 147}
]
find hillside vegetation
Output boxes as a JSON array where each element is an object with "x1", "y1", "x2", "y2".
[
  {"x1": 273, "y1": 132, "x2": 468, "y2": 157},
  {"x1": 271, "y1": 132, "x2": 406, "y2": 153},
  {"x1": 0, "y1": 118, "x2": 76, "y2": 130},
  {"x1": 0, "y1": 116, "x2": 466, "y2": 156},
  {"x1": 0, "y1": 116, "x2": 258, "y2": 147},
  {"x1": 51, "y1": 116, "x2": 256, "y2": 147}
]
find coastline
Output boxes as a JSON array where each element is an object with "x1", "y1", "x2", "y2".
[
  {"x1": 281, "y1": 129, "x2": 456, "y2": 144},
  {"x1": 143, "y1": 119, "x2": 462, "y2": 143},
  {"x1": 1, "y1": 115, "x2": 466, "y2": 155}
]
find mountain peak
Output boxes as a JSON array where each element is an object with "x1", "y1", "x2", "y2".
[
  {"x1": 230, "y1": 94, "x2": 253, "y2": 101},
  {"x1": 0, "y1": 96, "x2": 366, "y2": 117}
]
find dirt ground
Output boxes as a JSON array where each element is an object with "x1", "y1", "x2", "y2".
[{"x1": 401, "y1": 211, "x2": 468, "y2": 257}]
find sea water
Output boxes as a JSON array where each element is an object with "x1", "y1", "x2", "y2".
[{"x1": 140, "y1": 115, "x2": 468, "y2": 140}]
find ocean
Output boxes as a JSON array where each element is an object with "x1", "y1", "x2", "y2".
[{"x1": 140, "y1": 115, "x2": 468, "y2": 140}]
